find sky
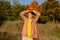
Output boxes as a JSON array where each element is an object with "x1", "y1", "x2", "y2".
[
  {"x1": 10, "y1": 0, "x2": 60, "y2": 5},
  {"x1": 10, "y1": 0, "x2": 46, "y2": 5},
  {"x1": 18, "y1": 0, "x2": 45, "y2": 5}
]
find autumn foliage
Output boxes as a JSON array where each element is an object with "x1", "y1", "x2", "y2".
[{"x1": 0, "y1": 0, "x2": 60, "y2": 24}]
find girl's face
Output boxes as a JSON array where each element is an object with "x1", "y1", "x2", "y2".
[{"x1": 28, "y1": 13, "x2": 33, "y2": 18}]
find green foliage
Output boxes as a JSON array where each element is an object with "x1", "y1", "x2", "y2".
[
  {"x1": 0, "y1": 1, "x2": 11, "y2": 25},
  {"x1": 39, "y1": 16, "x2": 50, "y2": 23},
  {"x1": 40, "y1": 0, "x2": 60, "y2": 23},
  {"x1": 0, "y1": 1, "x2": 26, "y2": 21},
  {"x1": 0, "y1": 0, "x2": 60, "y2": 24}
]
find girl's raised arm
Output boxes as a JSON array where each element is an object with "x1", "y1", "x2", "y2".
[
  {"x1": 33, "y1": 10, "x2": 40, "y2": 23},
  {"x1": 20, "y1": 10, "x2": 29, "y2": 21}
]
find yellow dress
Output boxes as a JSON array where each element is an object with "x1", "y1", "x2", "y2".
[{"x1": 27, "y1": 18, "x2": 32, "y2": 38}]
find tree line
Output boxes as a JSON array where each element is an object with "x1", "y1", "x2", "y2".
[{"x1": 0, "y1": 0, "x2": 60, "y2": 24}]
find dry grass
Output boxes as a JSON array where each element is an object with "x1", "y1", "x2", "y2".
[{"x1": 0, "y1": 21, "x2": 60, "y2": 40}]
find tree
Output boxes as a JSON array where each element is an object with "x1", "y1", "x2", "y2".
[
  {"x1": 40, "y1": 0, "x2": 60, "y2": 23},
  {"x1": 0, "y1": 1, "x2": 11, "y2": 25},
  {"x1": 30, "y1": 0, "x2": 40, "y2": 11}
]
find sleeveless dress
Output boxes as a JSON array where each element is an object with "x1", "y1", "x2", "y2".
[
  {"x1": 27, "y1": 18, "x2": 32, "y2": 38},
  {"x1": 22, "y1": 18, "x2": 33, "y2": 40}
]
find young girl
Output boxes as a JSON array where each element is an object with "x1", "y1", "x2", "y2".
[{"x1": 20, "y1": 9, "x2": 40, "y2": 40}]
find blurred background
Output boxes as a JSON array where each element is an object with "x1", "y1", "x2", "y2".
[{"x1": 0, "y1": 0, "x2": 60, "y2": 40}]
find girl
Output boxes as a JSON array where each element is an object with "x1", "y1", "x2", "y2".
[{"x1": 20, "y1": 9, "x2": 40, "y2": 40}]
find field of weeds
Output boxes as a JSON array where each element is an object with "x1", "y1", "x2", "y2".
[{"x1": 0, "y1": 21, "x2": 60, "y2": 40}]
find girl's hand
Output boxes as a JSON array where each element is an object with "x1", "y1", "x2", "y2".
[
  {"x1": 32, "y1": 10, "x2": 40, "y2": 16},
  {"x1": 33, "y1": 10, "x2": 36, "y2": 12}
]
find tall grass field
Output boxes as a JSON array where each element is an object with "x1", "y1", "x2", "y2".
[{"x1": 0, "y1": 21, "x2": 60, "y2": 40}]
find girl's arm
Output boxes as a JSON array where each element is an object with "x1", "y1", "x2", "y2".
[
  {"x1": 33, "y1": 10, "x2": 40, "y2": 23},
  {"x1": 20, "y1": 10, "x2": 29, "y2": 21}
]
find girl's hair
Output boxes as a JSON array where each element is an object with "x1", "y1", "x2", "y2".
[
  {"x1": 25, "y1": 11, "x2": 35, "y2": 18},
  {"x1": 31, "y1": 12, "x2": 35, "y2": 16},
  {"x1": 31, "y1": 12, "x2": 36, "y2": 18}
]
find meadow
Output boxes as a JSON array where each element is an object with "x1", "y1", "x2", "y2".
[{"x1": 0, "y1": 21, "x2": 60, "y2": 40}]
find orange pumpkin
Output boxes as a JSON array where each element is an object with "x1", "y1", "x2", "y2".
[{"x1": 28, "y1": 6, "x2": 33, "y2": 12}]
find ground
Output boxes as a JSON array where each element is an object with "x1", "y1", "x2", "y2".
[{"x1": 0, "y1": 21, "x2": 60, "y2": 40}]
